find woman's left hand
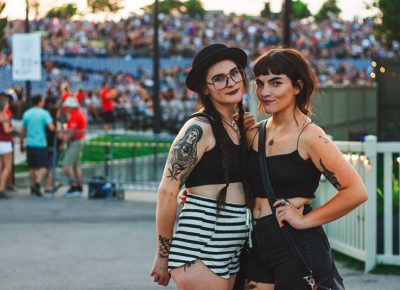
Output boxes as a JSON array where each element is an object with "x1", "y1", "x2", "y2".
[
  {"x1": 274, "y1": 200, "x2": 308, "y2": 229},
  {"x1": 234, "y1": 112, "x2": 258, "y2": 132}
]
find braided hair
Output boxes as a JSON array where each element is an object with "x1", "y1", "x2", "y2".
[{"x1": 197, "y1": 63, "x2": 249, "y2": 210}]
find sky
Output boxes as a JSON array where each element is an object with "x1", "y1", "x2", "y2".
[{"x1": 3, "y1": 0, "x2": 377, "y2": 21}]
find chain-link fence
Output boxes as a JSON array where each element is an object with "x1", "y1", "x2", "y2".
[{"x1": 50, "y1": 130, "x2": 174, "y2": 197}]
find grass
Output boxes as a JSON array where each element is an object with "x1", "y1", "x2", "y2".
[
  {"x1": 71, "y1": 134, "x2": 172, "y2": 163},
  {"x1": 14, "y1": 134, "x2": 173, "y2": 172},
  {"x1": 333, "y1": 250, "x2": 400, "y2": 275}
]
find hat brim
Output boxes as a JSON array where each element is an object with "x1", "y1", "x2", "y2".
[{"x1": 186, "y1": 47, "x2": 247, "y2": 92}]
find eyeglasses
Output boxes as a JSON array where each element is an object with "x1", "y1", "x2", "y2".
[{"x1": 206, "y1": 68, "x2": 244, "y2": 91}]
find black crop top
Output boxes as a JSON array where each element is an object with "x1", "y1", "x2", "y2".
[
  {"x1": 246, "y1": 149, "x2": 321, "y2": 199},
  {"x1": 185, "y1": 143, "x2": 242, "y2": 188}
]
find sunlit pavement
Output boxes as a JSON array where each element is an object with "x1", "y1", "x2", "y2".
[{"x1": 0, "y1": 189, "x2": 399, "y2": 290}]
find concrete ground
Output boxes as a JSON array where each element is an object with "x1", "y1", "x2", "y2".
[{"x1": 0, "y1": 188, "x2": 399, "y2": 290}]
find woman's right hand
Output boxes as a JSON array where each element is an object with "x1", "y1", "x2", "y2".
[
  {"x1": 150, "y1": 255, "x2": 171, "y2": 286},
  {"x1": 177, "y1": 189, "x2": 188, "y2": 206}
]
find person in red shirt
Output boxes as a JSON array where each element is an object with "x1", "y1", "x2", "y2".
[
  {"x1": 100, "y1": 82, "x2": 115, "y2": 133},
  {"x1": 61, "y1": 85, "x2": 72, "y2": 103},
  {"x1": 0, "y1": 96, "x2": 12, "y2": 198},
  {"x1": 62, "y1": 97, "x2": 87, "y2": 197},
  {"x1": 75, "y1": 88, "x2": 86, "y2": 105}
]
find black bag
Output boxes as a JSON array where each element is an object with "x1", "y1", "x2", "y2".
[
  {"x1": 88, "y1": 176, "x2": 115, "y2": 199},
  {"x1": 257, "y1": 121, "x2": 345, "y2": 290}
]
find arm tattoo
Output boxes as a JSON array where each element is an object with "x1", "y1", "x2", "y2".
[
  {"x1": 167, "y1": 124, "x2": 203, "y2": 185},
  {"x1": 319, "y1": 136, "x2": 330, "y2": 143},
  {"x1": 158, "y1": 235, "x2": 172, "y2": 258},
  {"x1": 320, "y1": 159, "x2": 341, "y2": 189}
]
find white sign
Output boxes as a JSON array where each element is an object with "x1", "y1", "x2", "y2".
[{"x1": 12, "y1": 33, "x2": 41, "y2": 81}]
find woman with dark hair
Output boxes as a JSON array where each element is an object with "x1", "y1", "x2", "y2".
[
  {"x1": 150, "y1": 44, "x2": 254, "y2": 290},
  {"x1": 244, "y1": 48, "x2": 368, "y2": 289},
  {"x1": 0, "y1": 95, "x2": 13, "y2": 198}
]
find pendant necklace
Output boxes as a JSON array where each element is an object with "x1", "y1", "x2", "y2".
[{"x1": 221, "y1": 118, "x2": 239, "y2": 134}]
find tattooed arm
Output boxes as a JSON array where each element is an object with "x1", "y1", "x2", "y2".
[
  {"x1": 274, "y1": 125, "x2": 367, "y2": 230},
  {"x1": 150, "y1": 118, "x2": 212, "y2": 285}
]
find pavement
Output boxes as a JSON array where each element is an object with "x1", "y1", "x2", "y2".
[{"x1": 1, "y1": 188, "x2": 400, "y2": 290}]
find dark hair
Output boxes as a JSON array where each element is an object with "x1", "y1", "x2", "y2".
[
  {"x1": 0, "y1": 95, "x2": 8, "y2": 111},
  {"x1": 253, "y1": 48, "x2": 319, "y2": 116},
  {"x1": 31, "y1": 94, "x2": 43, "y2": 106},
  {"x1": 198, "y1": 61, "x2": 250, "y2": 209}
]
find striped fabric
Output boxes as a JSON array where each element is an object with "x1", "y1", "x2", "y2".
[{"x1": 168, "y1": 194, "x2": 251, "y2": 279}]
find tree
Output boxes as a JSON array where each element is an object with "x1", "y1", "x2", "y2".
[
  {"x1": 260, "y1": 1, "x2": 272, "y2": 18},
  {"x1": 182, "y1": 0, "x2": 205, "y2": 17},
  {"x1": 370, "y1": 0, "x2": 400, "y2": 42},
  {"x1": 142, "y1": 0, "x2": 205, "y2": 17},
  {"x1": 142, "y1": 0, "x2": 182, "y2": 14},
  {"x1": 87, "y1": 0, "x2": 123, "y2": 13},
  {"x1": 0, "y1": 1, "x2": 6, "y2": 52},
  {"x1": 29, "y1": 0, "x2": 40, "y2": 21},
  {"x1": 46, "y1": 3, "x2": 77, "y2": 19},
  {"x1": 292, "y1": 0, "x2": 311, "y2": 20},
  {"x1": 314, "y1": 0, "x2": 341, "y2": 21}
]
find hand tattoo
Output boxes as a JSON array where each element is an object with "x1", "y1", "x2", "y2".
[
  {"x1": 167, "y1": 125, "x2": 202, "y2": 185},
  {"x1": 320, "y1": 159, "x2": 341, "y2": 189},
  {"x1": 158, "y1": 235, "x2": 172, "y2": 258}
]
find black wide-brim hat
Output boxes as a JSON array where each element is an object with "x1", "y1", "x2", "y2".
[{"x1": 186, "y1": 43, "x2": 247, "y2": 92}]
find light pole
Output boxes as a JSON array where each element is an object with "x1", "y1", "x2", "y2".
[
  {"x1": 25, "y1": 0, "x2": 31, "y2": 106},
  {"x1": 282, "y1": 0, "x2": 292, "y2": 47},
  {"x1": 152, "y1": 0, "x2": 161, "y2": 134}
]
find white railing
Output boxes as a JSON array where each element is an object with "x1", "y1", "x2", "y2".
[{"x1": 314, "y1": 136, "x2": 400, "y2": 272}]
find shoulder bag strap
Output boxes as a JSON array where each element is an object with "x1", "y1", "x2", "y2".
[{"x1": 257, "y1": 121, "x2": 317, "y2": 288}]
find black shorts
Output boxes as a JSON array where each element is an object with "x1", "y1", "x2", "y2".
[
  {"x1": 245, "y1": 206, "x2": 333, "y2": 290},
  {"x1": 103, "y1": 110, "x2": 114, "y2": 124},
  {"x1": 27, "y1": 147, "x2": 48, "y2": 169}
]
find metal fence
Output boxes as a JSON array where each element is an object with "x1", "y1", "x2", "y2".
[{"x1": 51, "y1": 130, "x2": 174, "y2": 194}]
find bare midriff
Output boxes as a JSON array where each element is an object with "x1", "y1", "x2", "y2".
[
  {"x1": 252, "y1": 197, "x2": 313, "y2": 219},
  {"x1": 186, "y1": 182, "x2": 246, "y2": 204}
]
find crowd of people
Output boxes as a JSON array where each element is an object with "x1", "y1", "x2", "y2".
[
  {"x1": 1, "y1": 13, "x2": 399, "y2": 59},
  {"x1": 0, "y1": 11, "x2": 396, "y2": 93}
]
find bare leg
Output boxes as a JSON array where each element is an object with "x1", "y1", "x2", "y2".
[
  {"x1": 36, "y1": 167, "x2": 47, "y2": 184},
  {"x1": 29, "y1": 169, "x2": 36, "y2": 186},
  {"x1": 0, "y1": 153, "x2": 12, "y2": 192},
  {"x1": 75, "y1": 165, "x2": 82, "y2": 186},
  {"x1": 68, "y1": 166, "x2": 77, "y2": 187},
  {"x1": 171, "y1": 260, "x2": 230, "y2": 290},
  {"x1": 45, "y1": 170, "x2": 53, "y2": 191}
]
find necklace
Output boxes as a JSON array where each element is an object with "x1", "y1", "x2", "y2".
[
  {"x1": 268, "y1": 117, "x2": 308, "y2": 146},
  {"x1": 221, "y1": 118, "x2": 239, "y2": 134}
]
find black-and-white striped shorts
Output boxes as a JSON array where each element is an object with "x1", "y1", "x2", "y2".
[{"x1": 168, "y1": 194, "x2": 251, "y2": 279}]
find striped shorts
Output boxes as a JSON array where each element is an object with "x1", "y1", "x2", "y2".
[{"x1": 168, "y1": 194, "x2": 251, "y2": 279}]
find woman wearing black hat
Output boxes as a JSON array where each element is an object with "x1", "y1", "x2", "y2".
[{"x1": 150, "y1": 44, "x2": 254, "y2": 289}]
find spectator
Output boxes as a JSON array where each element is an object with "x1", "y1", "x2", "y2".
[
  {"x1": 62, "y1": 97, "x2": 87, "y2": 197},
  {"x1": 20, "y1": 95, "x2": 54, "y2": 196},
  {"x1": 45, "y1": 105, "x2": 63, "y2": 193},
  {"x1": 0, "y1": 95, "x2": 13, "y2": 198},
  {"x1": 100, "y1": 81, "x2": 115, "y2": 132}
]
